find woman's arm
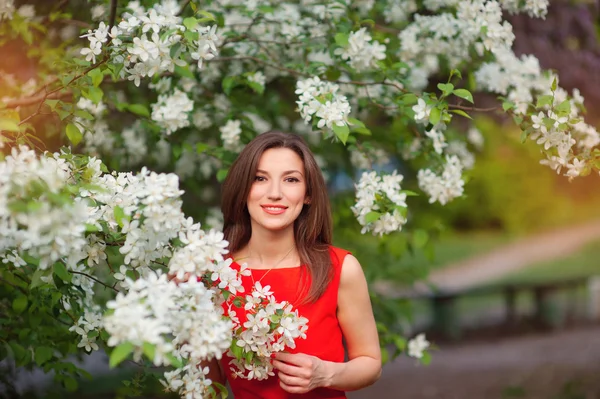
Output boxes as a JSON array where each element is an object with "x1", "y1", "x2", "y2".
[
  {"x1": 273, "y1": 254, "x2": 382, "y2": 393},
  {"x1": 204, "y1": 358, "x2": 227, "y2": 386}
]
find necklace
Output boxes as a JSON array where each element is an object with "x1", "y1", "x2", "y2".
[{"x1": 248, "y1": 245, "x2": 296, "y2": 286}]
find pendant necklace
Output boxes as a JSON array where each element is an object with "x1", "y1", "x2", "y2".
[{"x1": 249, "y1": 245, "x2": 296, "y2": 286}]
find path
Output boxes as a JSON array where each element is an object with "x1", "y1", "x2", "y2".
[
  {"x1": 348, "y1": 325, "x2": 600, "y2": 399},
  {"x1": 376, "y1": 219, "x2": 600, "y2": 297}
]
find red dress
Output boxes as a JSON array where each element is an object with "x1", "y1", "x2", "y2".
[{"x1": 220, "y1": 246, "x2": 350, "y2": 399}]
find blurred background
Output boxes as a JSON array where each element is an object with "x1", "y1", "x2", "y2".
[{"x1": 3, "y1": 0, "x2": 600, "y2": 398}]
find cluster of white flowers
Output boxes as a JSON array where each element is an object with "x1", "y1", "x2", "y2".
[
  {"x1": 334, "y1": 28, "x2": 386, "y2": 72},
  {"x1": 417, "y1": 155, "x2": 465, "y2": 205},
  {"x1": 225, "y1": 281, "x2": 309, "y2": 380},
  {"x1": 412, "y1": 98, "x2": 432, "y2": 125},
  {"x1": 220, "y1": 119, "x2": 244, "y2": 152},
  {"x1": 80, "y1": 2, "x2": 219, "y2": 88},
  {"x1": 475, "y1": 49, "x2": 599, "y2": 177},
  {"x1": 0, "y1": 0, "x2": 15, "y2": 20},
  {"x1": 349, "y1": 147, "x2": 390, "y2": 170},
  {"x1": 425, "y1": 128, "x2": 447, "y2": 155},
  {"x1": 407, "y1": 333, "x2": 430, "y2": 359},
  {"x1": 69, "y1": 308, "x2": 103, "y2": 352},
  {"x1": 295, "y1": 77, "x2": 351, "y2": 131},
  {"x1": 499, "y1": 0, "x2": 548, "y2": 18},
  {"x1": 0, "y1": 146, "x2": 88, "y2": 270},
  {"x1": 475, "y1": 48, "x2": 548, "y2": 113},
  {"x1": 104, "y1": 271, "x2": 231, "y2": 367},
  {"x1": 445, "y1": 141, "x2": 475, "y2": 170},
  {"x1": 151, "y1": 89, "x2": 194, "y2": 135},
  {"x1": 352, "y1": 171, "x2": 408, "y2": 236},
  {"x1": 399, "y1": 0, "x2": 518, "y2": 80},
  {"x1": 247, "y1": 71, "x2": 266, "y2": 88}
]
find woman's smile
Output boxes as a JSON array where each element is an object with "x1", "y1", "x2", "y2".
[{"x1": 261, "y1": 205, "x2": 288, "y2": 215}]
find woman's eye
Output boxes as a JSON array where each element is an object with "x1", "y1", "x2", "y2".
[
  {"x1": 285, "y1": 177, "x2": 300, "y2": 183},
  {"x1": 254, "y1": 176, "x2": 266, "y2": 182}
]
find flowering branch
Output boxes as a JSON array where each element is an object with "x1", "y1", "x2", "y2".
[
  {"x1": 70, "y1": 271, "x2": 120, "y2": 292},
  {"x1": 448, "y1": 103, "x2": 499, "y2": 112}
]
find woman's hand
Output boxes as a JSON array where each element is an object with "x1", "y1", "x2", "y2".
[
  {"x1": 272, "y1": 352, "x2": 333, "y2": 394},
  {"x1": 167, "y1": 272, "x2": 191, "y2": 284}
]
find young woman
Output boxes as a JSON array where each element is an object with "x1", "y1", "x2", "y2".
[{"x1": 215, "y1": 131, "x2": 381, "y2": 398}]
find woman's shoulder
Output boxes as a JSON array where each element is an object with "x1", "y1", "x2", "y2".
[{"x1": 327, "y1": 245, "x2": 351, "y2": 261}]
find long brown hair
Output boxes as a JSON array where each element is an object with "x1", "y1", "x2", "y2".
[{"x1": 221, "y1": 131, "x2": 333, "y2": 302}]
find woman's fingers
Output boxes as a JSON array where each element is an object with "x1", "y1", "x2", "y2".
[{"x1": 167, "y1": 272, "x2": 191, "y2": 284}]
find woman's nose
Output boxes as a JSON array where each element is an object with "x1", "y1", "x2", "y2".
[{"x1": 267, "y1": 181, "x2": 282, "y2": 199}]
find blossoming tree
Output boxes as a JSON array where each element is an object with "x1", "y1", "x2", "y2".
[{"x1": 1, "y1": 0, "x2": 598, "y2": 397}]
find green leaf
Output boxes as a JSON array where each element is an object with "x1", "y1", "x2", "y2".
[
  {"x1": 400, "y1": 190, "x2": 419, "y2": 196},
  {"x1": 74, "y1": 110, "x2": 94, "y2": 120},
  {"x1": 114, "y1": 206, "x2": 127, "y2": 227},
  {"x1": 502, "y1": 101, "x2": 514, "y2": 111},
  {"x1": 196, "y1": 143, "x2": 210, "y2": 154},
  {"x1": 332, "y1": 123, "x2": 350, "y2": 145},
  {"x1": 217, "y1": 169, "x2": 229, "y2": 182},
  {"x1": 222, "y1": 76, "x2": 238, "y2": 95},
  {"x1": 174, "y1": 65, "x2": 195, "y2": 79},
  {"x1": 556, "y1": 99, "x2": 570, "y2": 114},
  {"x1": 165, "y1": 353, "x2": 183, "y2": 368},
  {"x1": 412, "y1": 229, "x2": 429, "y2": 249},
  {"x1": 398, "y1": 93, "x2": 418, "y2": 106},
  {"x1": 53, "y1": 263, "x2": 72, "y2": 283},
  {"x1": 86, "y1": 87, "x2": 104, "y2": 104},
  {"x1": 449, "y1": 69, "x2": 462, "y2": 80},
  {"x1": 551, "y1": 77, "x2": 557, "y2": 92},
  {"x1": 87, "y1": 68, "x2": 104, "y2": 87},
  {"x1": 536, "y1": 95, "x2": 553, "y2": 108},
  {"x1": 450, "y1": 109, "x2": 472, "y2": 119},
  {"x1": 429, "y1": 107, "x2": 441, "y2": 126},
  {"x1": 34, "y1": 346, "x2": 54, "y2": 366},
  {"x1": 197, "y1": 10, "x2": 217, "y2": 21},
  {"x1": 63, "y1": 376, "x2": 78, "y2": 392},
  {"x1": 334, "y1": 33, "x2": 349, "y2": 47},
  {"x1": 352, "y1": 127, "x2": 372, "y2": 135},
  {"x1": 127, "y1": 104, "x2": 150, "y2": 117},
  {"x1": 183, "y1": 17, "x2": 198, "y2": 30},
  {"x1": 30, "y1": 269, "x2": 50, "y2": 289},
  {"x1": 437, "y1": 83, "x2": 454, "y2": 97},
  {"x1": 12, "y1": 296, "x2": 28, "y2": 314},
  {"x1": 0, "y1": 119, "x2": 20, "y2": 132},
  {"x1": 109, "y1": 342, "x2": 134, "y2": 368},
  {"x1": 65, "y1": 123, "x2": 82, "y2": 146},
  {"x1": 453, "y1": 89, "x2": 473, "y2": 104},
  {"x1": 142, "y1": 342, "x2": 156, "y2": 362},
  {"x1": 364, "y1": 211, "x2": 381, "y2": 224},
  {"x1": 347, "y1": 117, "x2": 365, "y2": 128},
  {"x1": 247, "y1": 81, "x2": 264, "y2": 95}
]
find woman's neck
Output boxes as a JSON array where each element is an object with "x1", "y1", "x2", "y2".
[{"x1": 244, "y1": 227, "x2": 297, "y2": 265}]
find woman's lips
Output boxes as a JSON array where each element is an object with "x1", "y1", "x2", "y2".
[{"x1": 261, "y1": 205, "x2": 287, "y2": 215}]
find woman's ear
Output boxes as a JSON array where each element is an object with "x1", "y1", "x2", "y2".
[{"x1": 304, "y1": 197, "x2": 311, "y2": 205}]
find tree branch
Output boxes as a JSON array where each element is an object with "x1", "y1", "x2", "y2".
[
  {"x1": 449, "y1": 103, "x2": 499, "y2": 112},
  {"x1": 70, "y1": 271, "x2": 119, "y2": 292},
  {"x1": 108, "y1": 0, "x2": 118, "y2": 30},
  {"x1": 6, "y1": 91, "x2": 71, "y2": 109},
  {"x1": 177, "y1": 0, "x2": 192, "y2": 16},
  {"x1": 0, "y1": 277, "x2": 27, "y2": 295}
]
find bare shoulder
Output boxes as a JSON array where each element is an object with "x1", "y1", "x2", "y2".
[{"x1": 339, "y1": 254, "x2": 366, "y2": 286}]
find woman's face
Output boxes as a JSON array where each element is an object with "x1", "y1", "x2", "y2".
[{"x1": 247, "y1": 147, "x2": 308, "y2": 234}]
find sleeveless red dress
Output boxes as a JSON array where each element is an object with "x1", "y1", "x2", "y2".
[{"x1": 219, "y1": 246, "x2": 350, "y2": 399}]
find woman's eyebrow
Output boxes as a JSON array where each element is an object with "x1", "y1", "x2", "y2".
[{"x1": 256, "y1": 169, "x2": 304, "y2": 176}]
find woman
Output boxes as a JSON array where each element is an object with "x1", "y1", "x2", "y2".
[{"x1": 214, "y1": 131, "x2": 381, "y2": 398}]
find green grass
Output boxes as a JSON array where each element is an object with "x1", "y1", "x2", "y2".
[
  {"x1": 493, "y1": 239, "x2": 600, "y2": 286},
  {"x1": 335, "y1": 229, "x2": 513, "y2": 283}
]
